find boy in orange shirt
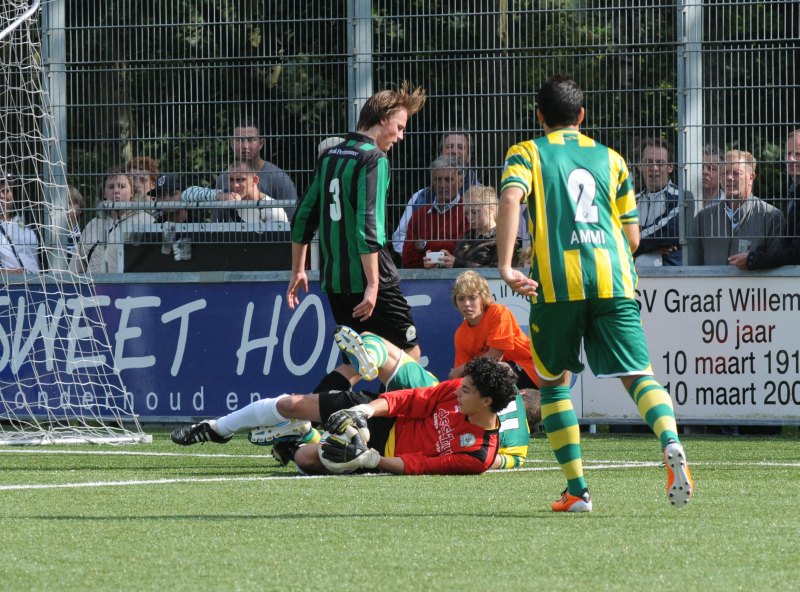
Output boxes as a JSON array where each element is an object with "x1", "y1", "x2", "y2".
[{"x1": 448, "y1": 270, "x2": 538, "y2": 390}]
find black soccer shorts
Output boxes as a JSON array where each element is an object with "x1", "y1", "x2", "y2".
[
  {"x1": 317, "y1": 389, "x2": 396, "y2": 456},
  {"x1": 326, "y1": 283, "x2": 418, "y2": 351}
]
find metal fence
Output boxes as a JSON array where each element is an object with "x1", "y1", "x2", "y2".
[{"x1": 33, "y1": 0, "x2": 800, "y2": 268}]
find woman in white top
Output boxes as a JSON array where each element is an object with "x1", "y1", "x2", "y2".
[
  {"x1": 69, "y1": 168, "x2": 154, "y2": 274},
  {"x1": 0, "y1": 175, "x2": 40, "y2": 274}
]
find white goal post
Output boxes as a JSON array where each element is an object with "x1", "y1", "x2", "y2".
[{"x1": 0, "y1": 1, "x2": 151, "y2": 444}]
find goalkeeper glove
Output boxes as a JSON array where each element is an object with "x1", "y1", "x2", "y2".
[
  {"x1": 319, "y1": 434, "x2": 380, "y2": 473},
  {"x1": 324, "y1": 403, "x2": 374, "y2": 442}
]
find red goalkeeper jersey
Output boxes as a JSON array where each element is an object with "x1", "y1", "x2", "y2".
[{"x1": 380, "y1": 379, "x2": 499, "y2": 475}]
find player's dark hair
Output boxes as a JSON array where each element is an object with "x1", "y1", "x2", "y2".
[
  {"x1": 535, "y1": 75, "x2": 584, "y2": 128},
  {"x1": 464, "y1": 358, "x2": 518, "y2": 413}
]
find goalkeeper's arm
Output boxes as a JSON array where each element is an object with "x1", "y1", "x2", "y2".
[
  {"x1": 319, "y1": 432, "x2": 404, "y2": 474},
  {"x1": 376, "y1": 456, "x2": 404, "y2": 474},
  {"x1": 323, "y1": 397, "x2": 391, "y2": 440},
  {"x1": 320, "y1": 438, "x2": 406, "y2": 474},
  {"x1": 365, "y1": 397, "x2": 389, "y2": 417}
]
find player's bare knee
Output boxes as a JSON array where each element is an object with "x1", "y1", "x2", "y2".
[
  {"x1": 294, "y1": 444, "x2": 328, "y2": 475},
  {"x1": 405, "y1": 344, "x2": 421, "y2": 361},
  {"x1": 276, "y1": 394, "x2": 305, "y2": 417}
]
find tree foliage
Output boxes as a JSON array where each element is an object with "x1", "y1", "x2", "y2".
[{"x1": 60, "y1": 0, "x2": 798, "y2": 210}]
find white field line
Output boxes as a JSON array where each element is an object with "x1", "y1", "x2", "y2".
[
  {"x1": 0, "y1": 463, "x2": 646, "y2": 491},
  {"x1": 0, "y1": 474, "x2": 328, "y2": 491},
  {"x1": 2, "y1": 448, "x2": 800, "y2": 468},
  {"x1": 0, "y1": 448, "x2": 798, "y2": 492},
  {"x1": 0, "y1": 448, "x2": 274, "y2": 459}
]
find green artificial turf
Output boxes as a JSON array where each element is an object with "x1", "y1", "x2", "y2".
[{"x1": 1, "y1": 431, "x2": 798, "y2": 591}]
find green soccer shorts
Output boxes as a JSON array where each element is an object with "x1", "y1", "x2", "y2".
[
  {"x1": 529, "y1": 297, "x2": 654, "y2": 380},
  {"x1": 386, "y1": 353, "x2": 439, "y2": 391}
]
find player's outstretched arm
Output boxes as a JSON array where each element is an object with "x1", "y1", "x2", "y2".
[
  {"x1": 318, "y1": 435, "x2": 406, "y2": 474},
  {"x1": 377, "y1": 456, "x2": 404, "y2": 474},
  {"x1": 319, "y1": 433, "x2": 380, "y2": 473}
]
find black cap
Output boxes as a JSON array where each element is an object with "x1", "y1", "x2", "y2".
[{"x1": 148, "y1": 174, "x2": 183, "y2": 197}]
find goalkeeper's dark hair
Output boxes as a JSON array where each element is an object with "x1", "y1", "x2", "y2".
[
  {"x1": 464, "y1": 358, "x2": 518, "y2": 413},
  {"x1": 535, "y1": 75, "x2": 583, "y2": 128}
]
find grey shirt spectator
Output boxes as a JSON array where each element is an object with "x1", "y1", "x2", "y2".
[
  {"x1": 694, "y1": 150, "x2": 785, "y2": 264},
  {"x1": 214, "y1": 119, "x2": 298, "y2": 216}
]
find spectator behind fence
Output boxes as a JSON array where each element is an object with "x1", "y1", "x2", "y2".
[
  {"x1": 701, "y1": 144, "x2": 725, "y2": 208},
  {"x1": 127, "y1": 156, "x2": 160, "y2": 203},
  {"x1": 215, "y1": 116, "x2": 298, "y2": 217},
  {"x1": 149, "y1": 174, "x2": 195, "y2": 223},
  {"x1": 693, "y1": 150, "x2": 784, "y2": 266},
  {"x1": 392, "y1": 129, "x2": 478, "y2": 255},
  {"x1": 0, "y1": 173, "x2": 40, "y2": 275},
  {"x1": 65, "y1": 185, "x2": 84, "y2": 259},
  {"x1": 212, "y1": 161, "x2": 289, "y2": 226},
  {"x1": 633, "y1": 137, "x2": 682, "y2": 268},
  {"x1": 402, "y1": 154, "x2": 468, "y2": 269},
  {"x1": 69, "y1": 167, "x2": 154, "y2": 274},
  {"x1": 426, "y1": 186, "x2": 520, "y2": 269},
  {"x1": 731, "y1": 129, "x2": 800, "y2": 271}
]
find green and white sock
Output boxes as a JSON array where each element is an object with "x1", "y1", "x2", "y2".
[{"x1": 361, "y1": 334, "x2": 388, "y2": 368}]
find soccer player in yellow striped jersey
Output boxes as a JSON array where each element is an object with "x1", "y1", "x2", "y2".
[{"x1": 496, "y1": 75, "x2": 693, "y2": 512}]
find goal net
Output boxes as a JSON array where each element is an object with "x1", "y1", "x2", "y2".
[{"x1": 0, "y1": 1, "x2": 150, "y2": 444}]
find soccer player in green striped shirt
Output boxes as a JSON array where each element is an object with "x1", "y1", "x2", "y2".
[
  {"x1": 288, "y1": 82, "x2": 426, "y2": 389},
  {"x1": 496, "y1": 75, "x2": 694, "y2": 512}
]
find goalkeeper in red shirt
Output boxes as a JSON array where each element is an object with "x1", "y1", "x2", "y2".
[{"x1": 172, "y1": 352, "x2": 517, "y2": 476}]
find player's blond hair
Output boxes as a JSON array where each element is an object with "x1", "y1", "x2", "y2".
[
  {"x1": 451, "y1": 270, "x2": 494, "y2": 310},
  {"x1": 357, "y1": 81, "x2": 427, "y2": 131}
]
